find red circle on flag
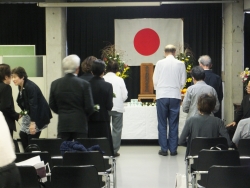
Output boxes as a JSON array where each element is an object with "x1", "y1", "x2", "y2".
[{"x1": 133, "y1": 28, "x2": 160, "y2": 56}]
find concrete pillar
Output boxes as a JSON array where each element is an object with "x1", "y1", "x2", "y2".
[
  {"x1": 45, "y1": 1, "x2": 67, "y2": 137},
  {"x1": 223, "y1": 0, "x2": 244, "y2": 124},
  {"x1": 244, "y1": 0, "x2": 250, "y2": 10}
]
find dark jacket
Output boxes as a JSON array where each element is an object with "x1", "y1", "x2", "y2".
[
  {"x1": 234, "y1": 95, "x2": 250, "y2": 124},
  {"x1": 204, "y1": 70, "x2": 223, "y2": 102},
  {"x1": 49, "y1": 73, "x2": 95, "y2": 134},
  {"x1": 88, "y1": 76, "x2": 113, "y2": 122},
  {"x1": 0, "y1": 82, "x2": 19, "y2": 131},
  {"x1": 16, "y1": 79, "x2": 52, "y2": 129},
  {"x1": 79, "y1": 73, "x2": 94, "y2": 82}
]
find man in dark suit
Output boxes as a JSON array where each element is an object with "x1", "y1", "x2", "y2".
[
  {"x1": 49, "y1": 55, "x2": 95, "y2": 141},
  {"x1": 88, "y1": 59, "x2": 113, "y2": 139},
  {"x1": 0, "y1": 64, "x2": 20, "y2": 138},
  {"x1": 199, "y1": 55, "x2": 223, "y2": 118}
]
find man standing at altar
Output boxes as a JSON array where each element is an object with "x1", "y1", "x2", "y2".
[
  {"x1": 153, "y1": 44, "x2": 186, "y2": 156},
  {"x1": 199, "y1": 55, "x2": 223, "y2": 118}
]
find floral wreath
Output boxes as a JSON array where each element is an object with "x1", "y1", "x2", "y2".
[
  {"x1": 240, "y1": 67, "x2": 250, "y2": 89},
  {"x1": 175, "y1": 47, "x2": 195, "y2": 94},
  {"x1": 101, "y1": 44, "x2": 130, "y2": 79}
]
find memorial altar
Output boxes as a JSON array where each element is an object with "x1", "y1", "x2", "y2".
[{"x1": 121, "y1": 105, "x2": 187, "y2": 139}]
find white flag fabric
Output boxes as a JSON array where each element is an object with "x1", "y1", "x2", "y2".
[{"x1": 115, "y1": 18, "x2": 183, "y2": 66}]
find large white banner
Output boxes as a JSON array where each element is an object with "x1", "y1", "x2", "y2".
[{"x1": 115, "y1": 18, "x2": 183, "y2": 66}]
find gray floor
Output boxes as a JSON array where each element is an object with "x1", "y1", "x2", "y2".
[{"x1": 115, "y1": 146, "x2": 186, "y2": 188}]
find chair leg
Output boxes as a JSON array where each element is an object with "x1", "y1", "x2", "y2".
[
  {"x1": 112, "y1": 158, "x2": 117, "y2": 188},
  {"x1": 186, "y1": 161, "x2": 190, "y2": 188}
]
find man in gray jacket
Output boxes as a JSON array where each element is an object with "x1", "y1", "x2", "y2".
[{"x1": 182, "y1": 66, "x2": 219, "y2": 119}]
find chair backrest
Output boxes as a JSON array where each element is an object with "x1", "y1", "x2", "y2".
[
  {"x1": 51, "y1": 165, "x2": 100, "y2": 188},
  {"x1": 238, "y1": 139, "x2": 250, "y2": 156},
  {"x1": 76, "y1": 137, "x2": 114, "y2": 156},
  {"x1": 206, "y1": 165, "x2": 250, "y2": 188},
  {"x1": 196, "y1": 150, "x2": 241, "y2": 187},
  {"x1": 30, "y1": 138, "x2": 63, "y2": 156},
  {"x1": 63, "y1": 151, "x2": 105, "y2": 187},
  {"x1": 17, "y1": 166, "x2": 41, "y2": 188},
  {"x1": 15, "y1": 152, "x2": 52, "y2": 167},
  {"x1": 189, "y1": 137, "x2": 228, "y2": 156}
]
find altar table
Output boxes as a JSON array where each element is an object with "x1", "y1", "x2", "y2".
[{"x1": 121, "y1": 105, "x2": 187, "y2": 139}]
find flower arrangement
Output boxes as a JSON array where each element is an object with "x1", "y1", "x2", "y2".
[
  {"x1": 19, "y1": 110, "x2": 28, "y2": 116},
  {"x1": 101, "y1": 44, "x2": 130, "y2": 79},
  {"x1": 175, "y1": 48, "x2": 195, "y2": 94},
  {"x1": 240, "y1": 67, "x2": 250, "y2": 88}
]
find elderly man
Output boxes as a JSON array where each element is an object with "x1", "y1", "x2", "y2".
[
  {"x1": 49, "y1": 54, "x2": 95, "y2": 141},
  {"x1": 153, "y1": 44, "x2": 186, "y2": 156},
  {"x1": 199, "y1": 55, "x2": 223, "y2": 118},
  {"x1": 182, "y1": 66, "x2": 220, "y2": 119}
]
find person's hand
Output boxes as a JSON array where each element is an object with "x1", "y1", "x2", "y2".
[
  {"x1": 29, "y1": 122, "x2": 36, "y2": 135},
  {"x1": 226, "y1": 122, "x2": 236, "y2": 127}
]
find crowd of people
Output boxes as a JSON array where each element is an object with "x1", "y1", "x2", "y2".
[
  {"x1": 1, "y1": 44, "x2": 250, "y2": 187},
  {"x1": 153, "y1": 44, "x2": 250, "y2": 157},
  {"x1": 0, "y1": 55, "x2": 128, "y2": 187}
]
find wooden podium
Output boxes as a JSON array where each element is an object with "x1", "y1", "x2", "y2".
[{"x1": 138, "y1": 63, "x2": 156, "y2": 102}]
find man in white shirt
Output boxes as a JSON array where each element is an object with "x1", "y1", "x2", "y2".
[
  {"x1": 153, "y1": 44, "x2": 186, "y2": 156},
  {"x1": 104, "y1": 60, "x2": 128, "y2": 157}
]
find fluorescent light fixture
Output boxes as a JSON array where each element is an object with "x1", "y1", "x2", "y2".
[
  {"x1": 37, "y1": 2, "x2": 161, "y2": 7},
  {"x1": 37, "y1": 1, "x2": 238, "y2": 7},
  {"x1": 161, "y1": 1, "x2": 238, "y2": 4}
]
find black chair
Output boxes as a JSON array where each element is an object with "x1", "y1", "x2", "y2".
[
  {"x1": 237, "y1": 139, "x2": 250, "y2": 166},
  {"x1": 185, "y1": 137, "x2": 228, "y2": 187},
  {"x1": 63, "y1": 151, "x2": 110, "y2": 187},
  {"x1": 51, "y1": 165, "x2": 100, "y2": 188},
  {"x1": 29, "y1": 138, "x2": 63, "y2": 157},
  {"x1": 15, "y1": 151, "x2": 52, "y2": 170},
  {"x1": 76, "y1": 138, "x2": 116, "y2": 188},
  {"x1": 29, "y1": 138, "x2": 64, "y2": 167},
  {"x1": 192, "y1": 150, "x2": 240, "y2": 188},
  {"x1": 17, "y1": 166, "x2": 41, "y2": 188},
  {"x1": 206, "y1": 165, "x2": 250, "y2": 188}
]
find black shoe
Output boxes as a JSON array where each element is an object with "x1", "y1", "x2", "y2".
[
  {"x1": 170, "y1": 151, "x2": 178, "y2": 156},
  {"x1": 114, "y1": 153, "x2": 120, "y2": 157},
  {"x1": 158, "y1": 150, "x2": 168, "y2": 156}
]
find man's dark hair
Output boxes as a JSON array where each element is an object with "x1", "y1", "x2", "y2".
[
  {"x1": 81, "y1": 56, "x2": 97, "y2": 73},
  {"x1": 11, "y1": 67, "x2": 28, "y2": 80},
  {"x1": 197, "y1": 93, "x2": 216, "y2": 114},
  {"x1": 191, "y1": 66, "x2": 205, "y2": 81},
  {"x1": 0, "y1": 64, "x2": 11, "y2": 81},
  {"x1": 91, "y1": 59, "x2": 105, "y2": 76},
  {"x1": 106, "y1": 59, "x2": 119, "y2": 73}
]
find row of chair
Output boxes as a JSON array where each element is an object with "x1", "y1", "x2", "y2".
[
  {"x1": 17, "y1": 165, "x2": 102, "y2": 188},
  {"x1": 16, "y1": 137, "x2": 116, "y2": 188},
  {"x1": 185, "y1": 137, "x2": 250, "y2": 188}
]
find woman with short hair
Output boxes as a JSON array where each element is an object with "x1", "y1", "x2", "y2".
[
  {"x1": 179, "y1": 93, "x2": 231, "y2": 157},
  {"x1": 11, "y1": 67, "x2": 52, "y2": 150},
  {"x1": 0, "y1": 64, "x2": 20, "y2": 138},
  {"x1": 79, "y1": 56, "x2": 97, "y2": 81}
]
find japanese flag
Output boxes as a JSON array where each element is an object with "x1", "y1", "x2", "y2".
[{"x1": 115, "y1": 18, "x2": 183, "y2": 66}]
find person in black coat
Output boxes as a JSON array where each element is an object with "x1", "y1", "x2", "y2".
[
  {"x1": 88, "y1": 59, "x2": 113, "y2": 139},
  {"x1": 0, "y1": 64, "x2": 20, "y2": 138},
  {"x1": 79, "y1": 56, "x2": 96, "y2": 81},
  {"x1": 199, "y1": 55, "x2": 223, "y2": 118},
  {"x1": 49, "y1": 55, "x2": 95, "y2": 141},
  {"x1": 226, "y1": 81, "x2": 250, "y2": 140},
  {"x1": 11, "y1": 67, "x2": 52, "y2": 150}
]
